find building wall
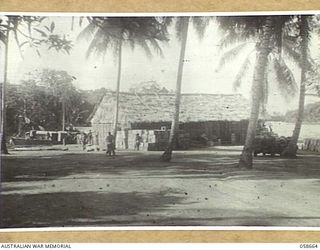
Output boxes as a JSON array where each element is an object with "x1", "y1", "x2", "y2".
[
  {"x1": 133, "y1": 120, "x2": 249, "y2": 145},
  {"x1": 92, "y1": 123, "x2": 113, "y2": 148},
  {"x1": 92, "y1": 120, "x2": 248, "y2": 150}
]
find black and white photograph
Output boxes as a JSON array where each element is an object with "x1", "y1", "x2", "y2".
[{"x1": 1, "y1": 13, "x2": 320, "y2": 228}]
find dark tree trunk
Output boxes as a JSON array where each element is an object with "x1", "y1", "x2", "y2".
[
  {"x1": 282, "y1": 16, "x2": 309, "y2": 158},
  {"x1": 1, "y1": 29, "x2": 9, "y2": 154},
  {"x1": 161, "y1": 17, "x2": 189, "y2": 162},
  {"x1": 238, "y1": 17, "x2": 274, "y2": 169},
  {"x1": 113, "y1": 40, "x2": 122, "y2": 143},
  {"x1": 62, "y1": 98, "x2": 66, "y2": 145}
]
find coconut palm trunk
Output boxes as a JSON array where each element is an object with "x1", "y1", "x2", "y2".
[
  {"x1": 1, "y1": 29, "x2": 9, "y2": 154},
  {"x1": 113, "y1": 40, "x2": 122, "y2": 143},
  {"x1": 238, "y1": 17, "x2": 274, "y2": 169},
  {"x1": 161, "y1": 17, "x2": 189, "y2": 162},
  {"x1": 62, "y1": 98, "x2": 66, "y2": 145},
  {"x1": 282, "y1": 16, "x2": 309, "y2": 157}
]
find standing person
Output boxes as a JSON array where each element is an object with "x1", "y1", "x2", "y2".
[
  {"x1": 94, "y1": 131, "x2": 100, "y2": 151},
  {"x1": 87, "y1": 130, "x2": 93, "y2": 145},
  {"x1": 106, "y1": 132, "x2": 115, "y2": 156},
  {"x1": 135, "y1": 133, "x2": 142, "y2": 151},
  {"x1": 80, "y1": 132, "x2": 87, "y2": 151},
  {"x1": 46, "y1": 132, "x2": 51, "y2": 140}
]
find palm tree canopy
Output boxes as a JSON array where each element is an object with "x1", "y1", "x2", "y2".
[
  {"x1": 215, "y1": 15, "x2": 317, "y2": 102},
  {"x1": 172, "y1": 16, "x2": 210, "y2": 41},
  {"x1": 79, "y1": 17, "x2": 171, "y2": 59}
]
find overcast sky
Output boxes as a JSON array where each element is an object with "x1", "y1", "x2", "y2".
[{"x1": 1, "y1": 15, "x2": 319, "y2": 114}]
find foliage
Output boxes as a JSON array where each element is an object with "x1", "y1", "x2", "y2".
[
  {"x1": 214, "y1": 15, "x2": 318, "y2": 105},
  {"x1": 0, "y1": 15, "x2": 72, "y2": 54},
  {"x1": 2, "y1": 69, "x2": 95, "y2": 135},
  {"x1": 284, "y1": 101, "x2": 320, "y2": 122},
  {"x1": 79, "y1": 16, "x2": 171, "y2": 59}
]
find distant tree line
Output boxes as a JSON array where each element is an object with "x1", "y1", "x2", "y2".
[
  {"x1": 284, "y1": 101, "x2": 320, "y2": 123},
  {"x1": 1, "y1": 69, "x2": 107, "y2": 136}
]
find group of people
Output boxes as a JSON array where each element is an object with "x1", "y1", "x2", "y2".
[
  {"x1": 105, "y1": 132, "x2": 143, "y2": 156},
  {"x1": 78, "y1": 130, "x2": 97, "y2": 151},
  {"x1": 78, "y1": 130, "x2": 143, "y2": 155}
]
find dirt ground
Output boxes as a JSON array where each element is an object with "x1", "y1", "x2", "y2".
[{"x1": 1, "y1": 145, "x2": 320, "y2": 228}]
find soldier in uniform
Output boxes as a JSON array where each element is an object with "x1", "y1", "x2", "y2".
[{"x1": 106, "y1": 132, "x2": 115, "y2": 156}]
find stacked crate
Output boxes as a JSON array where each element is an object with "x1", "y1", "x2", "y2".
[
  {"x1": 115, "y1": 129, "x2": 192, "y2": 151},
  {"x1": 147, "y1": 130, "x2": 170, "y2": 151},
  {"x1": 115, "y1": 130, "x2": 128, "y2": 149},
  {"x1": 302, "y1": 138, "x2": 320, "y2": 152},
  {"x1": 127, "y1": 129, "x2": 149, "y2": 150}
]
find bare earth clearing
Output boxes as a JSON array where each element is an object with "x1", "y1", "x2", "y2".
[{"x1": 1, "y1": 146, "x2": 320, "y2": 228}]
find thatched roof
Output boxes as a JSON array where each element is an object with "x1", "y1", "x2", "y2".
[{"x1": 91, "y1": 91, "x2": 250, "y2": 124}]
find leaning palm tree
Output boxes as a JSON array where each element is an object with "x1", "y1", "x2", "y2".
[
  {"x1": 216, "y1": 16, "x2": 299, "y2": 119},
  {"x1": 217, "y1": 15, "x2": 319, "y2": 166},
  {"x1": 160, "y1": 16, "x2": 210, "y2": 162},
  {"x1": 239, "y1": 17, "x2": 275, "y2": 168},
  {"x1": 216, "y1": 16, "x2": 278, "y2": 168},
  {"x1": 282, "y1": 15, "x2": 313, "y2": 157},
  {"x1": 79, "y1": 17, "x2": 170, "y2": 141}
]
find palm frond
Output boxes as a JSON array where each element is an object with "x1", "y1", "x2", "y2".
[
  {"x1": 282, "y1": 37, "x2": 301, "y2": 65},
  {"x1": 216, "y1": 42, "x2": 248, "y2": 71},
  {"x1": 81, "y1": 17, "x2": 169, "y2": 61},
  {"x1": 218, "y1": 29, "x2": 255, "y2": 49},
  {"x1": 85, "y1": 27, "x2": 114, "y2": 59},
  {"x1": 147, "y1": 37, "x2": 164, "y2": 57},
  {"x1": 136, "y1": 37, "x2": 152, "y2": 58},
  {"x1": 272, "y1": 56, "x2": 298, "y2": 100},
  {"x1": 232, "y1": 52, "x2": 253, "y2": 91},
  {"x1": 0, "y1": 32, "x2": 6, "y2": 44},
  {"x1": 77, "y1": 22, "x2": 99, "y2": 42},
  {"x1": 191, "y1": 16, "x2": 210, "y2": 40},
  {"x1": 283, "y1": 32, "x2": 313, "y2": 69},
  {"x1": 216, "y1": 16, "x2": 267, "y2": 39},
  {"x1": 128, "y1": 38, "x2": 135, "y2": 51},
  {"x1": 175, "y1": 17, "x2": 188, "y2": 41}
]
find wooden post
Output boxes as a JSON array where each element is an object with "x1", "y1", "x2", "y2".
[{"x1": 1, "y1": 29, "x2": 10, "y2": 154}]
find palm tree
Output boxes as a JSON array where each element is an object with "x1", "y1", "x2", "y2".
[
  {"x1": 216, "y1": 16, "x2": 278, "y2": 168},
  {"x1": 160, "y1": 16, "x2": 210, "y2": 162},
  {"x1": 216, "y1": 15, "x2": 319, "y2": 168},
  {"x1": 80, "y1": 17, "x2": 170, "y2": 142},
  {"x1": 216, "y1": 16, "x2": 298, "y2": 109},
  {"x1": 160, "y1": 17, "x2": 189, "y2": 162},
  {"x1": 218, "y1": 15, "x2": 318, "y2": 160},
  {"x1": 238, "y1": 17, "x2": 275, "y2": 168},
  {"x1": 282, "y1": 15, "x2": 312, "y2": 157}
]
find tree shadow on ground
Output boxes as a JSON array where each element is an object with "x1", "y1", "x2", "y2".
[
  {"x1": 2, "y1": 189, "x2": 320, "y2": 227},
  {"x1": 0, "y1": 190, "x2": 190, "y2": 228},
  {"x1": 2, "y1": 150, "x2": 320, "y2": 183}
]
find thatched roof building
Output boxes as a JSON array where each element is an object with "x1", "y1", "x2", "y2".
[
  {"x1": 91, "y1": 91, "x2": 250, "y2": 125},
  {"x1": 90, "y1": 91, "x2": 250, "y2": 149}
]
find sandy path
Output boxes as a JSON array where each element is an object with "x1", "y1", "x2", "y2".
[{"x1": 1, "y1": 146, "x2": 320, "y2": 228}]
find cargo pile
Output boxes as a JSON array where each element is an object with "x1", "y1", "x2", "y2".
[
  {"x1": 114, "y1": 129, "x2": 193, "y2": 151},
  {"x1": 302, "y1": 138, "x2": 320, "y2": 152}
]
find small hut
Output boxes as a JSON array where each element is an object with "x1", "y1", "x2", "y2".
[{"x1": 90, "y1": 91, "x2": 250, "y2": 150}]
